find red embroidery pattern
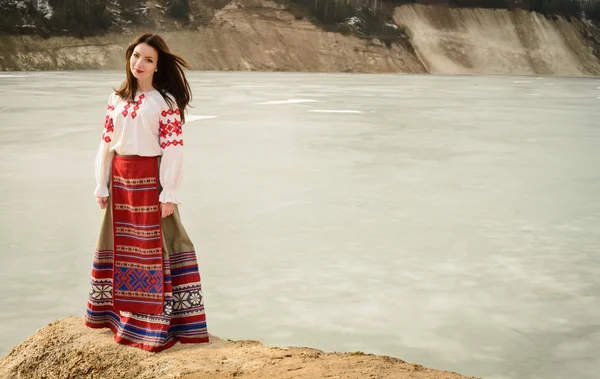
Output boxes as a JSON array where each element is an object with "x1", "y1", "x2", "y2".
[
  {"x1": 102, "y1": 105, "x2": 115, "y2": 143},
  {"x1": 122, "y1": 94, "x2": 145, "y2": 119},
  {"x1": 159, "y1": 107, "x2": 183, "y2": 149},
  {"x1": 159, "y1": 119, "x2": 183, "y2": 139},
  {"x1": 102, "y1": 118, "x2": 114, "y2": 143},
  {"x1": 160, "y1": 140, "x2": 184, "y2": 149},
  {"x1": 161, "y1": 109, "x2": 180, "y2": 117}
]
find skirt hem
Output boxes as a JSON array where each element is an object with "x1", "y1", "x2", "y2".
[{"x1": 84, "y1": 320, "x2": 208, "y2": 353}]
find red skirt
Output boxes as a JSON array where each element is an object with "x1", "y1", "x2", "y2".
[{"x1": 85, "y1": 154, "x2": 209, "y2": 352}]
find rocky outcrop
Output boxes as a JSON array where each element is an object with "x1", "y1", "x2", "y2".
[{"x1": 0, "y1": 317, "x2": 476, "y2": 379}]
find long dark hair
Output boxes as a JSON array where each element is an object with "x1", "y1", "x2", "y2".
[{"x1": 116, "y1": 34, "x2": 191, "y2": 123}]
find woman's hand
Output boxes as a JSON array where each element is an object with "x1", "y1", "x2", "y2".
[
  {"x1": 96, "y1": 196, "x2": 108, "y2": 210},
  {"x1": 161, "y1": 202, "x2": 174, "y2": 218}
]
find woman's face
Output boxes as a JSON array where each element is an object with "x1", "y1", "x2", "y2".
[{"x1": 130, "y1": 42, "x2": 158, "y2": 83}]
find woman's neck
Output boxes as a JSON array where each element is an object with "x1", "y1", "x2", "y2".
[{"x1": 137, "y1": 79, "x2": 155, "y2": 93}]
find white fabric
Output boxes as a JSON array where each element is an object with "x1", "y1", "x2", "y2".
[{"x1": 94, "y1": 90, "x2": 185, "y2": 204}]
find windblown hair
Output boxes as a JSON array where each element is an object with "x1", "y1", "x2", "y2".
[{"x1": 115, "y1": 34, "x2": 192, "y2": 123}]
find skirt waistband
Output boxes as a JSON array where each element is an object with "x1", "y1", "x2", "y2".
[{"x1": 113, "y1": 154, "x2": 159, "y2": 162}]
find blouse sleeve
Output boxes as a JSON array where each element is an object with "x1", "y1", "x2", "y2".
[
  {"x1": 158, "y1": 101, "x2": 184, "y2": 204},
  {"x1": 94, "y1": 93, "x2": 116, "y2": 198}
]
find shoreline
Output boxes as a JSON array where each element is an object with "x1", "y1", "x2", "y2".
[{"x1": 2, "y1": 69, "x2": 600, "y2": 79}]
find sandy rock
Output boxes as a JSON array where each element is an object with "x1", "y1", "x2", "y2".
[{"x1": 0, "y1": 317, "x2": 477, "y2": 379}]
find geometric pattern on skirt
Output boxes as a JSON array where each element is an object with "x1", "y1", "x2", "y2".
[
  {"x1": 111, "y1": 155, "x2": 164, "y2": 314},
  {"x1": 85, "y1": 247, "x2": 208, "y2": 352}
]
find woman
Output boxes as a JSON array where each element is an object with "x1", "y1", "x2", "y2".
[{"x1": 85, "y1": 34, "x2": 208, "y2": 352}]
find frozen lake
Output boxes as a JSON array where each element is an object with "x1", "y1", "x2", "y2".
[{"x1": 0, "y1": 71, "x2": 599, "y2": 379}]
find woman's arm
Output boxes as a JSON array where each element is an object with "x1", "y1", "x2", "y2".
[{"x1": 94, "y1": 93, "x2": 117, "y2": 206}]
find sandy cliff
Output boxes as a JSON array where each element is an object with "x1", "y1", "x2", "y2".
[
  {"x1": 393, "y1": 4, "x2": 600, "y2": 75},
  {"x1": 0, "y1": 1, "x2": 426, "y2": 73},
  {"x1": 0, "y1": 2, "x2": 599, "y2": 74}
]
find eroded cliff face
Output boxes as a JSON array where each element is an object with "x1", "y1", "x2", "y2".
[
  {"x1": 0, "y1": 1, "x2": 599, "y2": 75},
  {"x1": 0, "y1": 1, "x2": 426, "y2": 73},
  {"x1": 393, "y1": 4, "x2": 600, "y2": 76}
]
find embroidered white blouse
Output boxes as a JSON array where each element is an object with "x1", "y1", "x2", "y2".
[{"x1": 94, "y1": 90, "x2": 185, "y2": 204}]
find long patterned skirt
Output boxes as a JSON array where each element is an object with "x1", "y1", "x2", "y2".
[{"x1": 85, "y1": 155, "x2": 209, "y2": 352}]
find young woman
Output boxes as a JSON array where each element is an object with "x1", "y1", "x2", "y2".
[{"x1": 85, "y1": 34, "x2": 208, "y2": 352}]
